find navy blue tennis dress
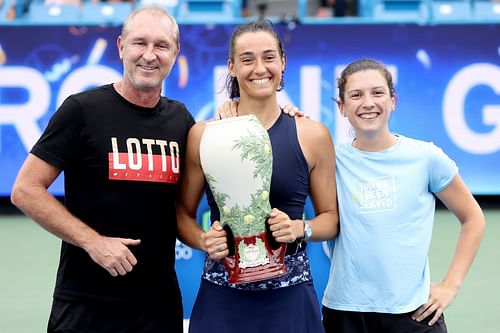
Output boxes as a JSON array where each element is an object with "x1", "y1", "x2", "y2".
[{"x1": 188, "y1": 113, "x2": 325, "y2": 333}]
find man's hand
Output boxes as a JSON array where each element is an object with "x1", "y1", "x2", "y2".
[
  {"x1": 215, "y1": 100, "x2": 304, "y2": 119},
  {"x1": 412, "y1": 282, "x2": 458, "y2": 325},
  {"x1": 85, "y1": 235, "x2": 141, "y2": 277}
]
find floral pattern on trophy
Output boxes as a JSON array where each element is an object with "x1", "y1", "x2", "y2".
[{"x1": 200, "y1": 115, "x2": 287, "y2": 284}]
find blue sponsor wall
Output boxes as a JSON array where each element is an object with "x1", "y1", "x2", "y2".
[{"x1": 0, "y1": 24, "x2": 499, "y2": 316}]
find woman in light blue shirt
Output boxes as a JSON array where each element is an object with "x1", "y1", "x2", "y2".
[{"x1": 322, "y1": 58, "x2": 485, "y2": 333}]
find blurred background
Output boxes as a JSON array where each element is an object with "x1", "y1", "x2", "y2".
[{"x1": 0, "y1": 1, "x2": 499, "y2": 332}]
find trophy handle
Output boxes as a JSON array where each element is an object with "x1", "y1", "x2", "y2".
[
  {"x1": 223, "y1": 223, "x2": 236, "y2": 256},
  {"x1": 264, "y1": 216, "x2": 281, "y2": 250}
]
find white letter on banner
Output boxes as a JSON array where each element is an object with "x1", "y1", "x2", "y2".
[
  {"x1": 299, "y1": 66, "x2": 321, "y2": 121},
  {"x1": 443, "y1": 63, "x2": 500, "y2": 154},
  {"x1": 0, "y1": 67, "x2": 49, "y2": 151}
]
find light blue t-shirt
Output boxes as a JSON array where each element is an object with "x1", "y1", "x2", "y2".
[{"x1": 322, "y1": 135, "x2": 458, "y2": 313}]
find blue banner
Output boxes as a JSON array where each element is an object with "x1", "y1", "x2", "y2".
[
  {"x1": 0, "y1": 24, "x2": 499, "y2": 316},
  {"x1": 1, "y1": 24, "x2": 499, "y2": 195}
]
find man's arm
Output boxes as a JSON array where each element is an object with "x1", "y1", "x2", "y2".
[{"x1": 11, "y1": 154, "x2": 141, "y2": 277}]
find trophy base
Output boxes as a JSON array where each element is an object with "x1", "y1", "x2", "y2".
[{"x1": 222, "y1": 232, "x2": 287, "y2": 284}]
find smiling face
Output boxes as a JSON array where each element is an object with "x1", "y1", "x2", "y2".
[
  {"x1": 338, "y1": 69, "x2": 396, "y2": 138},
  {"x1": 118, "y1": 9, "x2": 179, "y2": 93},
  {"x1": 228, "y1": 31, "x2": 285, "y2": 101}
]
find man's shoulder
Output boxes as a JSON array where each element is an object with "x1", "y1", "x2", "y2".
[
  {"x1": 160, "y1": 97, "x2": 195, "y2": 127},
  {"x1": 59, "y1": 85, "x2": 114, "y2": 117},
  {"x1": 161, "y1": 96, "x2": 187, "y2": 109},
  {"x1": 72, "y1": 84, "x2": 111, "y2": 99},
  {"x1": 161, "y1": 97, "x2": 192, "y2": 116}
]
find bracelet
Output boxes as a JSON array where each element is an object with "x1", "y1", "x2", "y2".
[
  {"x1": 295, "y1": 219, "x2": 306, "y2": 255},
  {"x1": 303, "y1": 219, "x2": 312, "y2": 241}
]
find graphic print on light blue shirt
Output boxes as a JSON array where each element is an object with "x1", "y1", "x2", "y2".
[
  {"x1": 352, "y1": 175, "x2": 397, "y2": 214},
  {"x1": 323, "y1": 135, "x2": 458, "y2": 313}
]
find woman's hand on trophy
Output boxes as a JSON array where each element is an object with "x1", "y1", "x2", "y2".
[
  {"x1": 268, "y1": 208, "x2": 302, "y2": 243},
  {"x1": 203, "y1": 221, "x2": 229, "y2": 260}
]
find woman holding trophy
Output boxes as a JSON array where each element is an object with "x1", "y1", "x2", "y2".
[{"x1": 176, "y1": 19, "x2": 338, "y2": 333}]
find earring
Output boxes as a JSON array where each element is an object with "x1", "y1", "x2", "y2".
[{"x1": 277, "y1": 71, "x2": 285, "y2": 91}]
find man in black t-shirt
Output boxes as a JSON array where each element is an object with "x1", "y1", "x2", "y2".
[{"x1": 11, "y1": 6, "x2": 194, "y2": 333}]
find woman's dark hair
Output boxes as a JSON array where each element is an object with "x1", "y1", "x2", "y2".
[
  {"x1": 225, "y1": 19, "x2": 286, "y2": 99},
  {"x1": 337, "y1": 58, "x2": 396, "y2": 103}
]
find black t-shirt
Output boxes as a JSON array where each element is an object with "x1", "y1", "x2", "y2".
[{"x1": 31, "y1": 84, "x2": 195, "y2": 305}]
